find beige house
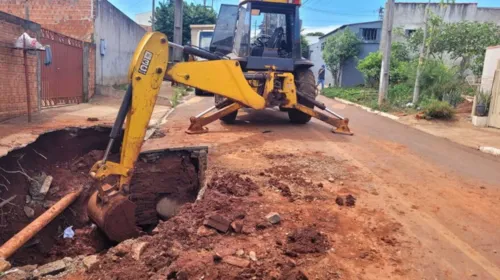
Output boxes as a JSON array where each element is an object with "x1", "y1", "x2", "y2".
[{"x1": 190, "y1": 24, "x2": 215, "y2": 50}]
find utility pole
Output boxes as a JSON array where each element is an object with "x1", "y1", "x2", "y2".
[
  {"x1": 174, "y1": 0, "x2": 183, "y2": 62},
  {"x1": 203, "y1": 0, "x2": 206, "y2": 7},
  {"x1": 254, "y1": 20, "x2": 257, "y2": 38},
  {"x1": 378, "y1": 0, "x2": 394, "y2": 106},
  {"x1": 151, "y1": 0, "x2": 155, "y2": 31},
  {"x1": 412, "y1": 0, "x2": 431, "y2": 104}
]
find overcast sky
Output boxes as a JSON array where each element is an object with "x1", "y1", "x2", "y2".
[{"x1": 109, "y1": 0, "x2": 500, "y2": 34}]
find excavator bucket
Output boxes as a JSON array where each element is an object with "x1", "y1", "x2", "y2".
[{"x1": 87, "y1": 185, "x2": 139, "y2": 242}]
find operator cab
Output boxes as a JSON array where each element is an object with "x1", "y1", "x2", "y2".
[{"x1": 210, "y1": 0, "x2": 312, "y2": 72}]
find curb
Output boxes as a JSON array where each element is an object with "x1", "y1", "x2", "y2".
[
  {"x1": 332, "y1": 97, "x2": 500, "y2": 157},
  {"x1": 333, "y1": 97, "x2": 400, "y2": 120},
  {"x1": 479, "y1": 146, "x2": 500, "y2": 156}
]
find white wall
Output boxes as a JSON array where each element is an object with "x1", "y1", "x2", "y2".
[
  {"x1": 94, "y1": 0, "x2": 146, "y2": 88},
  {"x1": 481, "y1": 46, "x2": 500, "y2": 93}
]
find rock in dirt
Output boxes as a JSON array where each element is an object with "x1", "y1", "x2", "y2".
[
  {"x1": 43, "y1": 200, "x2": 56, "y2": 209},
  {"x1": 197, "y1": 225, "x2": 217, "y2": 237},
  {"x1": 265, "y1": 212, "x2": 281, "y2": 224},
  {"x1": 38, "y1": 175, "x2": 53, "y2": 199},
  {"x1": 248, "y1": 251, "x2": 257, "y2": 261},
  {"x1": 231, "y1": 220, "x2": 243, "y2": 233},
  {"x1": 204, "y1": 214, "x2": 231, "y2": 233},
  {"x1": 213, "y1": 253, "x2": 223, "y2": 263},
  {"x1": 32, "y1": 259, "x2": 66, "y2": 278},
  {"x1": 0, "y1": 258, "x2": 11, "y2": 272},
  {"x1": 345, "y1": 194, "x2": 356, "y2": 207},
  {"x1": 236, "y1": 249, "x2": 244, "y2": 257},
  {"x1": 29, "y1": 173, "x2": 48, "y2": 200},
  {"x1": 109, "y1": 239, "x2": 135, "y2": 257},
  {"x1": 23, "y1": 206, "x2": 35, "y2": 218},
  {"x1": 131, "y1": 242, "x2": 149, "y2": 260},
  {"x1": 222, "y1": 256, "x2": 250, "y2": 268},
  {"x1": 286, "y1": 228, "x2": 330, "y2": 254},
  {"x1": 328, "y1": 177, "x2": 335, "y2": 183},
  {"x1": 87, "y1": 117, "x2": 99, "y2": 122},
  {"x1": 335, "y1": 196, "x2": 344, "y2": 206},
  {"x1": 25, "y1": 195, "x2": 31, "y2": 204},
  {"x1": 2, "y1": 268, "x2": 29, "y2": 280},
  {"x1": 82, "y1": 255, "x2": 98, "y2": 270},
  {"x1": 283, "y1": 270, "x2": 309, "y2": 280}
]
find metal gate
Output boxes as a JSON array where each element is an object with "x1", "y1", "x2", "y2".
[{"x1": 40, "y1": 29, "x2": 84, "y2": 107}]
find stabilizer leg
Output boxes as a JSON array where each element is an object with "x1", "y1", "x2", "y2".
[
  {"x1": 186, "y1": 102, "x2": 242, "y2": 134},
  {"x1": 294, "y1": 104, "x2": 353, "y2": 135}
]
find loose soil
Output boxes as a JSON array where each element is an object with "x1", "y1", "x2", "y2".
[{"x1": 0, "y1": 127, "x2": 203, "y2": 267}]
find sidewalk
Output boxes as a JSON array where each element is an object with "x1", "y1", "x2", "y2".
[
  {"x1": 334, "y1": 97, "x2": 500, "y2": 155},
  {"x1": 0, "y1": 82, "x2": 175, "y2": 157},
  {"x1": 398, "y1": 114, "x2": 500, "y2": 152}
]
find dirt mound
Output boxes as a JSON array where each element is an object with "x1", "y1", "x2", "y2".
[
  {"x1": 208, "y1": 173, "x2": 259, "y2": 197},
  {"x1": 286, "y1": 228, "x2": 330, "y2": 254},
  {"x1": 269, "y1": 177, "x2": 292, "y2": 198}
]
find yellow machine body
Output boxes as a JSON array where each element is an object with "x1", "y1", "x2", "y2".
[{"x1": 87, "y1": 31, "x2": 351, "y2": 242}]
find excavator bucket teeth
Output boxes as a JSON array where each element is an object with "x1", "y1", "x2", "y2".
[
  {"x1": 87, "y1": 190, "x2": 139, "y2": 242},
  {"x1": 331, "y1": 119, "x2": 353, "y2": 135}
]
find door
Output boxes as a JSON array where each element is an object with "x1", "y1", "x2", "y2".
[{"x1": 40, "y1": 28, "x2": 84, "y2": 107}]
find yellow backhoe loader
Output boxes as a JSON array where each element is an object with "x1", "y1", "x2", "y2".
[{"x1": 88, "y1": 0, "x2": 352, "y2": 242}]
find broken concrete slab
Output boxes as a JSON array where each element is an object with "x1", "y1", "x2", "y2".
[
  {"x1": 0, "y1": 257, "x2": 11, "y2": 272},
  {"x1": 32, "y1": 259, "x2": 66, "y2": 278},
  {"x1": 23, "y1": 206, "x2": 35, "y2": 218},
  {"x1": 197, "y1": 226, "x2": 217, "y2": 237},
  {"x1": 222, "y1": 256, "x2": 250, "y2": 268},
  {"x1": 231, "y1": 220, "x2": 243, "y2": 233},
  {"x1": 265, "y1": 212, "x2": 281, "y2": 224},
  {"x1": 131, "y1": 242, "x2": 149, "y2": 261},
  {"x1": 82, "y1": 255, "x2": 98, "y2": 270},
  {"x1": 38, "y1": 175, "x2": 53, "y2": 199},
  {"x1": 203, "y1": 214, "x2": 231, "y2": 233}
]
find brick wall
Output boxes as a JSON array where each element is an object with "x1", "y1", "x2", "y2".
[
  {"x1": 0, "y1": 12, "x2": 40, "y2": 121},
  {"x1": 0, "y1": 0, "x2": 95, "y2": 42}
]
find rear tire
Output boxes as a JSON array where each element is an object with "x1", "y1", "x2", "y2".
[
  {"x1": 215, "y1": 95, "x2": 238, "y2": 124},
  {"x1": 288, "y1": 68, "x2": 316, "y2": 124}
]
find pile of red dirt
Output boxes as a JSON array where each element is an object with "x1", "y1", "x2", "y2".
[
  {"x1": 285, "y1": 228, "x2": 331, "y2": 254},
  {"x1": 207, "y1": 173, "x2": 259, "y2": 197}
]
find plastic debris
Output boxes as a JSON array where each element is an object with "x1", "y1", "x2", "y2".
[{"x1": 63, "y1": 226, "x2": 75, "y2": 239}]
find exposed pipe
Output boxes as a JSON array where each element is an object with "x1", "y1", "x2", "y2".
[{"x1": 0, "y1": 189, "x2": 82, "y2": 271}]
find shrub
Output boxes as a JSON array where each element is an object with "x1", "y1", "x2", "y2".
[
  {"x1": 423, "y1": 100, "x2": 455, "y2": 120},
  {"x1": 388, "y1": 84, "x2": 412, "y2": 107}
]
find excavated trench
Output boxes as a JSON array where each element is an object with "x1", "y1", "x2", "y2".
[{"x1": 0, "y1": 127, "x2": 206, "y2": 267}]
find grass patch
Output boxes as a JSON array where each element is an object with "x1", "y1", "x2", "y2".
[
  {"x1": 171, "y1": 86, "x2": 188, "y2": 107},
  {"x1": 112, "y1": 83, "x2": 129, "y2": 91},
  {"x1": 323, "y1": 87, "x2": 379, "y2": 108},
  {"x1": 322, "y1": 86, "x2": 417, "y2": 114}
]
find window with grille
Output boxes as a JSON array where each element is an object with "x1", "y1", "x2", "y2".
[{"x1": 362, "y1": 28, "x2": 377, "y2": 41}]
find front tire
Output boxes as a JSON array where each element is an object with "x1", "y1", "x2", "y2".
[
  {"x1": 215, "y1": 95, "x2": 238, "y2": 124},
  {"x1": 288, "y1": 68, "x2": 316, "y2": 124}
]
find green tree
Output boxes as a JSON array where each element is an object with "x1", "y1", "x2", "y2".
[
  {"x1": 357, "y1": 42, "x2": 410, "y2": 87},
  {"x1": 407, "y1": 15, "x2": 500, "y2": 75},
  {"x1": 155, "y1": 1, "x2": 217, "y2": 45},
  {"x1": 322, "y1": 29, "x2": 361, "y2": 86},
  {"x1": 306, "y1": 32, "x2": 325, "y2": 36},
  {"x1": 301, "y1": 35, "x2": 310, "y2": 58}
]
